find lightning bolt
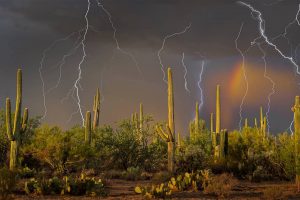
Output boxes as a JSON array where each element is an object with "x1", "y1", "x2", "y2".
[
  {"x1": 238, "y1": 1, "x2": 300, "y2": 134},
  {"x1": 181, "y1": 52, "x2": 190, "y2": 93},
  {"x1": 257, "y1": 44, "x2": 276, "y2": 134},
  {"x1": 72, "y1": 0, "x2": 91, "y2": 126},
  {"x1": 39, "y1": 30, "x2": 81, "y2": 120},
  {"x1": 197, "y1": 59, "x2": 206, "y2": 111},
  {"x1": 238, "y1": 1, "x2": 300, "y2": 74},
  {"x1": 235, "y1": 22, "x2": 249, "y2": 131},
  {"x1": 95, "y1": 0, "x2": 143, "y2": 76},
  {"x1": 158, "y1": 24, "x2": 191, "y2": 83}
]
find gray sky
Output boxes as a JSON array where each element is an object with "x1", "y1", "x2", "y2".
[{"x1": 0, "y1": 0, "x2": 300, "y2": 134}]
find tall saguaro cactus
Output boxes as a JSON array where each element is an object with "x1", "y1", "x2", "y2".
[
  {"x1": 156, "y1": 68, "x2": 175, "y2": 173},
  {"x1": 6, "y1": 69, "x2": 28, "y2": 170},
  {"x1": 216, "y1": 85, "x2": 221, "y2": 134},
  {"x1": 292, "y1": 96, "x2": 300, "y2": 191},
  {"x1": 93, "y1": 88, "x2": 100, "y2": 130},
  {"x1": 85, "y1": 111, "x2": 92, "y2": 145}
]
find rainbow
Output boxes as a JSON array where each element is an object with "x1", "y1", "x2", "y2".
[{"x1": 229, "y1": 62, "x2": 244, "y2": 99}]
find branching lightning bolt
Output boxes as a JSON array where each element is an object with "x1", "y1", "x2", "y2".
[
  {"x1": 257, "y1": 44, "x2": 275, "y2": 134},
  {"x1": 238, "y1": 1, "x2": 300, "y2": 134},
  {"x1": 158, "y1": 24, "x2": 191, "y2": 83},
  {"x1": 95, "y1": 0, "x2": 142, "y2": 76},
  {"x1": 238, "y1": 1, "x2": 300, "y2": 74},
  {"x1": 73, "y1": 0, "x2": 91, "y2": 126},
  {"x1": 235, "y1": 22, "x2": 249, "y2": 131},
  {"x1": 39, "y1": 31, "x2": 80, "y2": 120},
  {"x1": 181, "y1": 52, "x2": 190, "y2": 93},
  {"x1": 197, "y1": 59, "x2": 206, "y2": 111}
]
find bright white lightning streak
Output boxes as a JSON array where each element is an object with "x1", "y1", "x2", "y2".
[
  {"x1": 73, "y1": 0, "x2": 91, "y2": 126},
  {"x1": 238, "y1": 1, "x2": 300, "y2": 134},
  {"x1": 95, "y1": 0, "x2": 142, "y2": 76},
  {"x1": 197, "y1": 59, "x2": 205, "y2": 111},
  {"x1": 158, "y1": 24, "x2": 191, "y2": 83},
  {"x1": 238, "y1": 1, "x2": 300, "y2": 74},
  {"x1": 257, "y1": 44, "x2": 275, "y2": 134},
  {"x1": 181, "y1": 52, "x2": 190, "y2": 93},
  {"x1": 235, "y1": 22, "x2": 248, "y2": 131},
  {"x1": 39, "y1": 31, "x2": 79, "y2": 120}
]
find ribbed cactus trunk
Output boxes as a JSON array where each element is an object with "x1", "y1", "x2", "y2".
[
  {"x1": 85, "y1": 111, "x2": 92, "y2": 145},
  {"x1": 244, "y1": 118, "x2": 248, "y2": 128},
  {"x1": 155, "y1": 68, "x2": 175, "y2": 173},
  {"x1": 210, "y1": 113, "x2": 214, "y2": 133},
  {"x1": 93, "y1": 88, "x2": 100, "y2": 130},
  {"x1": 260, "y1": 106, "x2": 263, "y2": 131},
  {"x1": 139, "y1": 103, "x2": 144, "y2": 143},
  {"x1": 216, "y1": 85, "x2": 221, "y2": 134},
  {"x1": 195, "y1": 101, "x2": 199, "y2": 134},
  {"x1": 167, "y1": 68, "x2": 175, "y2": 173},
  {"x1": 254, "y1": 118, "x2": 257, "y2": 128},
  {"x1": 214, "y1": 85, "x2": 221, "y2": 160},
  {"x1": 6, "y1": 69, "x2": 28, "y2": 170},
  {"x1": 292, "y1": 96, "x2": 300, "y2": 191}
]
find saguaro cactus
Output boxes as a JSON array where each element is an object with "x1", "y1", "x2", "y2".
[
  {"x1": 244, "y1": 118, "x2": 248, "y2": 128},
  {"x1": 139, "y1": 103, "x2": 144, "y2": 142},
  {"x1": 292, "y1": 96, "x2": 300, "y2": 191},
  {"x1": 6, "y1": 69, "x2": 28, "y2": 170},
  {"x1": 85, "y1": 111, "x2": 92, "y2": 145},
  {"x1": 220, "y1": 129, "x2": 228, "y2": 158},
  {"x1": 156, "y1": 68, "x2": 175, "y2": 173},
  {"x1": 260, "y1": 106, "x2": 263, "y2": 131},
  {"x1": 93, "y1": 88, "x2": 100, "y2": 130},
  {"x1": 216, "y1": 85, "x2": 221, "y2": 134},
  {"x1": 210, "y1": 113, "x2": 214, "y2": 133}
]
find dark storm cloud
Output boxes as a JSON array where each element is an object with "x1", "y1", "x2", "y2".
[{"x1": 0, "y1": 0, "x2": 300, "y2": 134}]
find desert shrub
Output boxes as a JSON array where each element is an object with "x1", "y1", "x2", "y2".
[
  {"x1": 204, "y1": 173, "x2": 238, "y2": 198},
  {"x1": 122, "y1": 166, "x2": 142, "y2": 181},
  {"x1": 24, "y1": 175, "x2": 107, "y2": 196},
  {"x1": 0, "y1": 167, "x2": 17, "y2": 200},
  {"x1": 176, "y1": 143, "x2": 210, "y2": 173}
]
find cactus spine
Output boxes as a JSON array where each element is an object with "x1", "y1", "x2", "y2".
[
  {"x1": 93, "y1": 88, "x2": 100, "y2": 130},
  {"x1": 292, "y1": 96, "x2": 300, "y2": 191},
  {"x1": 85, "y1": 111, "x2": 92, "y2": 145},
  {"x1": 6, "y1": 69, "x2": 28, "y2": 170},
  {"x1": 156, "y1": 68, "x2": 175, "y2": 173}
]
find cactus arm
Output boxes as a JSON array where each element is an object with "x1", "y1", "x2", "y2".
[
  {"x1": 6, "y1": 98, "x2": 13, "y2": 141},
  {"x1": 155, "y1": 125, "x2": 169, "y2": 141},
  {"x1": 165, "y1": 124, "x2": 174, "y2": 142},
  {"x1": 21, "y1": 108, "x2": 28, "y2": 133}
]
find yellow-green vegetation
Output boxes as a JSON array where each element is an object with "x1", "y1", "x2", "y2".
[{"x1": 0, "y1": 68, "x2": 300, "y2": 198}]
